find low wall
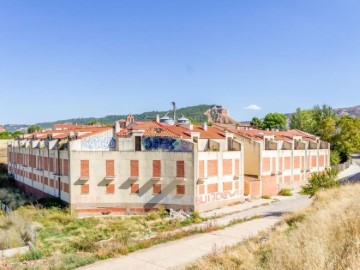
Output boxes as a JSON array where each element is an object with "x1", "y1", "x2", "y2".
[
  {"x1": 332, "y1": 159, "x2": 352, "y2": 172},
  {"x1": 0, "y1": 246, "x2": 29, "y2": 258}
]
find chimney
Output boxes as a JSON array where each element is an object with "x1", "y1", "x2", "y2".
[
  {"x1": 156, "y1": 114, "x2": 160, "y2": 123},
  {"x1": 203, "y1": 122, "x2": 208, "y2": 131},
  {"x1": 189, "y1": 124, "x2": 193, "y2": 131},
  {"x1": 115, "y1": 121, "x2": 121, "y2": 133}
]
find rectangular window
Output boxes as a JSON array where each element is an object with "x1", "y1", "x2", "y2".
[
  {"x1": 130, "y1": 160, "x2": 139, "y2": 177},
  {"x1": 81, "y1": 184, "x2": 89, "y2": 194},
  {"x1": 106, "y1": 183, "x2": 115, "y2": 194},
  {"x1": 262, "y1": 157, "x2": 271, "y2": 171},
  {"x1": 222, "y1": 159, "x2": 232, "y2": 175},
  {"x1": 44, "y1": 157, "x2": 48, "y2": 171},
  {"x1": 153, "y1": 160, "x2": 161, "y2": 177},
  {"x1": 207, "y1": 183, "x2": 218, "y2": 193},
  {"x1": 284, "y1": 157, "x2": 291, "y2": 170},
  {"x1": 80, "y1": 160, "x2": 89, "y2": 178},
  {"x1": 176, "y1": 161, "x2": 185, "y2": 178},
  {"x1": 153, "y1": 184, "x2": 161, "y2": 194},
  {"x1": 207, "y1": 160, "x2": 218, "y2": 177},
  {"x1": 63, "y1": 159, "x2": 69, "y2": 176},
  {"x1": 199, "y1": 160, "x2": 204, "y2": 178},
  {"x1": 235, "y1": 159, "x2": 240, "y2": 175},
  {"x1": 106, "y1": 160, "x2": 115, "y2": 177},
  {"x1": 294, "y1": 156, "x2": 300, "y2": 169},
  {"x1": 176, "y1": 185, "x2": 185, "y2": 195},
  {"x1": 50, "y1": 158, "x2": 54, "y2": 172},
  {"x1": 63, "y1": 183, "x2": 70, "y2": 193},
  {"x1": 135, "y1": 136, "x2": 141, "y2": 151},
  {"x1": 131, "y1": 183, "x2": 139, "y2": 194},
  {"x1": 223, "y1": 182, "x2": 232, "y2": 191}
]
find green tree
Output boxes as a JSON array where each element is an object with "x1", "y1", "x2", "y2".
[
  {"x1": 289, "y1": 108, "x2": 315, "y2": 133},
  {"x1": 301, "y1": 168, "x2": 339, "y2": 197},
  {"x1": 86, "y1": 119, "x2": 108, "y2": 126},
  {"x1": 312, "y1": 104, "x2": 337, "y2": 124},
  {"x1": 27, "y1": 125, "x2": 42, "y2": 134},
  {"x1": 317, "y1": 117, "x2": 336, "y2": 142},
  {"x1": 262, "y1": 113, "x2": 287, "y2": 130},
  {"x1": 12, "y1": 131, "x2": 25, "y2": 138},
  {"x1": 250, "y1": 117, "x2": 263, "y2": 129},
  {"x1": 331, "y1": 116, "x2": 360, "y2": 157},
  {"x1": 0, "y1": 131, "x2": 11, "y2": 139}
]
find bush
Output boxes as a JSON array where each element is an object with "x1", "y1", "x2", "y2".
[
  {"x1": 0, "y1": 163, "x2": 7, "y2": 175},
  {"x1": 261, "y1": 195, "x2": 271, "y2": 199},
  {"x1": 330, "y1": 150, "x2": 341, "y2": 166},
  {"x1": 301, "y1": 168, "x2": 339, "y2": 197},
  {"x1": 278, "y1": 188, "x2": 293, "y2": 196},
  {"x1": 146, "y1": 212, "x2": 160, "y2": 221},
  {"x1": 36, "y1": 197, "x2": 67, "y2": 208},
  {"x1": 20, "y1": 250, "x2": 43, "y2": 261}
]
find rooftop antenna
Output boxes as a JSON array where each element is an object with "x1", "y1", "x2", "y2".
[{"x1": 171, "y1": 101, "x2": 176, "y2": 122}]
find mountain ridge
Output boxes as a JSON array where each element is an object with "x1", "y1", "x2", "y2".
[{"x1": 3, "y1": 104, "x2": 359, "y2": 132}]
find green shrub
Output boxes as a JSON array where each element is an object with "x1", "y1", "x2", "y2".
[
  {"x1": 0, "y1": 163, "x2": 7, "y2": 175},
  {"x1": 146, "y1": 212, "x2": 160, "y2": 221},
  {"x1": 301, "y1": 168, "x2": 339, "y2": 197},
  {"x1": 191, "y1": 211, "x2": 202, "y2": 223},
  {"x1": 261, "y1": 195, "x2": 271, "y2": 199},
  {"x1": 330, "y1": 150, "x2": 341, "y2": 166},
  {"x1": 20, "y1": 249, "x2": 43, "y2": 261},
  {"x1": 36, "y1": 197, "x2": 67, "y2": 208},
  {"x1": 278, "y1": 188, "x2": 293, "y2": 196},
  {"x1": 50, "y1": 253, "x2": 97, "y2": 270}
]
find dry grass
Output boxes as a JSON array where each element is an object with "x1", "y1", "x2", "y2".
[
  {"x1": 1, "y1": 205, "x2": 211, "y2": 269},
  {"x1": 188, "y1": 184, "x2": 360, "y2": 270},
  {"x1": 0, "y1": 213, "x2": 33, "y2": 250}
]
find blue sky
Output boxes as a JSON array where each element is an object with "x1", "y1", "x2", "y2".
[{"x1": 1, "y1": 1, "x2": 360, "y2": 124}]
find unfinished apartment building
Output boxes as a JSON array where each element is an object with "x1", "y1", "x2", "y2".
[
  {"x1": 7, "y1": 117, "x2": 244, "y2": 216},
  {"x1": 223, "y1": 128, "x2": 330, "y2": 197}
]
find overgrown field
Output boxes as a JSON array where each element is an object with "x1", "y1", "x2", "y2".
[
  {"x1": 0, "y1": 203, "x2": 209, "y2": 269},
  {"x1": 0, "y1": 164, "x2": 209, "y2": 269},
  {"x1": 187, "y1": 183, "x2": 360, "y2": 270}
]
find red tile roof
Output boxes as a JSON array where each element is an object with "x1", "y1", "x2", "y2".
[
  {"x1": 22, "y1": 126, "x2": 112, "y2": 140},
  {"x1": 117, "y1": 121, "x2": 226, "y2": 140},
  {"x1": 227, "y1": 128, "x2": 317, "y2": 142}
]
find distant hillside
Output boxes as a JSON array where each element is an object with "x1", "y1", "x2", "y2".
[
  {"x1": 334, "y1": 105, "x2": 360, "y2": 117},
  {"x1": 3, "y1": 124, "x2": 28, "y2": 133},
  {"x1": 34, "y1": 104, "x2": 215, "y2": 128}
]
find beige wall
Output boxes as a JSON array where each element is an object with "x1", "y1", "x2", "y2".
[
  {"x1": 234, "y1": 136, "x2": 261, "y2": 177},
  {"x1": 194, "y1": 150, "x2": 244, "y2": 212},
  {"x1": 69, "y1": 150, "x2": 195, "y2": 212},
  {"x1": 0, "y1": 140, "x2": 11, "y2": 164}
]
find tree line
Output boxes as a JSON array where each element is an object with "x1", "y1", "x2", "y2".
[{"x1": 250, "y1": 105, "x2": 360, "y2": 165}]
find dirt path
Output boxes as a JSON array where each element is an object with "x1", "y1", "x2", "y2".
[{"x1": 79, "y1": 195, "x2": 312, "y2": 270}]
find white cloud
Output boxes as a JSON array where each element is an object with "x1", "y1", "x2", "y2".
[{"x1": 243, "y1": 104, "x2": 261, "y2": 110}]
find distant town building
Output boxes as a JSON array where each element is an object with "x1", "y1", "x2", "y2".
[
  {"x1": 8, "y1": 116, "x2": 244, "y2": 216},
  {"x1": 0, "y1": 125, "x2": 6, "y2": 132}
]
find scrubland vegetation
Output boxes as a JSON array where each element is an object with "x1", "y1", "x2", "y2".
[
  {"x1": 0, "y1": 202, "x2": 208, "y2": 269},
  {"x1": 0, "y1": 164, "x2": 210, "y2": 269},
  {"x1": 187, "y1": 183, "x2": 360, "y2": 270}
]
